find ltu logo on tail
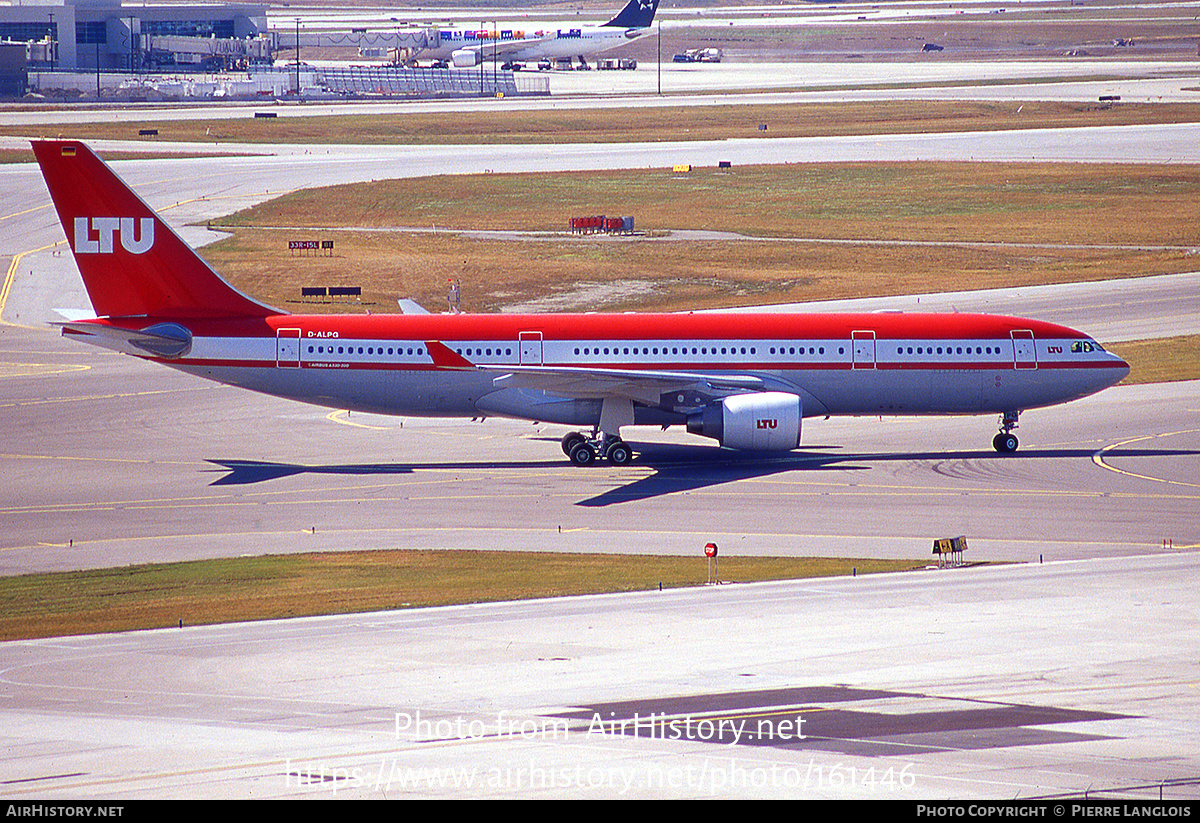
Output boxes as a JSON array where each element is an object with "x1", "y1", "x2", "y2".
[{"x1": 73, "y1": 217, "x2": 154, "y2": 254}]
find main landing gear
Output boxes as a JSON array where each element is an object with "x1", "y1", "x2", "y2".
[
  {"x1": 561, "y1": 431, "x2": 633, "y2": 467},
  {"x1": 993, "y1": 410, "x2": 1020, "y2": 453}
]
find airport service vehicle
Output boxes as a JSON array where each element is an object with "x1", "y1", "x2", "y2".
[
  {"x1": 674, "y1": 49, "x2": 722, "y2": 63},
  {"x1": 34, "y1": 141, "x2": 1129, "y2": 466},
  {"x1": 418, "y1": 0, "x2": 659, "y2": 69}
]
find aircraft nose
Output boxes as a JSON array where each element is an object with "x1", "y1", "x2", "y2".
[{"x1": 1109, "y1": 353, "x2": 1131, "y2": 385}]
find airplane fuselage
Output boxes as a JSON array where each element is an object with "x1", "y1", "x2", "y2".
[
  {"x1": 422, "y1": 27, "x2": 641, "y2": 63},
  {"x1": 71, "y1": 311, "x2": 1128, "y2": 428},
  {"x1": 36, "y1": 138, "x2": 1129, "y2": 463}
]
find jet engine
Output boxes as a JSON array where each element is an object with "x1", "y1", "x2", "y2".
[
  {"x1": 452, "y1": 49, "x2": 482, "y2": 67},
  {"x1": 686, "y1": 392, "x2": 802, "y2": 451}
]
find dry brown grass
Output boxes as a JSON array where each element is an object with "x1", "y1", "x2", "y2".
[
  {"x1": 203, "y1": 162, "x2": 1200, "y2": 314},
  {"x1": 218, "y1": 162, "x2": 1200, "y2": 244},
  {"x1": 5, "y1": 101, "x2": 1200, "y2": 148},
  {"x1": 211, "y1": 227, "x2": 1193, "y2": 315}
]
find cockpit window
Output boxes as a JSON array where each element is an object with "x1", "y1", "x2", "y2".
[{"x1": 1071, "y1": 340, "x2": 1105, "y2": 353}]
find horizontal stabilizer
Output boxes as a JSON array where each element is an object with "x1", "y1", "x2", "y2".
[
  {"x1": 53, "y1": 308, "x2": 98, "y2": 322},
  {"x1": 58, "y1": 320, "x2": 193, "y2": 359}
]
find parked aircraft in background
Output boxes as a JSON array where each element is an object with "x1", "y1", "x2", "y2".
[
  {"x1": 34, "y1": 141, "x2": 1129, "y2": 466},
  {"x1": 416, "y1": 0, "x2": 659, "y2": 69}
]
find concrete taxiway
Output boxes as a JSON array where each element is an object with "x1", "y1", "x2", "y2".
[
  {"x1": 2, "y1": 290, "x2": 1198, "y2": 577},
  {"x1": 1, "y1": 550, "x2": 1197, "y2": 798},
  {"x1": 7, "y1": 59, "x2": 1200, "y2": 125}
]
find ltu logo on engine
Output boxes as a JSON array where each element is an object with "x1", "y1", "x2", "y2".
[
  {"x1": 73, "y1": 217, "x2": 154, "y2": 254},
  {"x1": 756, "y1": 419, "x2": 778, "y2": 429}
]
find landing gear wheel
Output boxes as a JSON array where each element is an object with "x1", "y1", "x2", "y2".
[
  {"x1": 604, "y1": 440, "x2": 632, "y2": 466},
  {"x1": 568, "y1": 441, "x2": 597, "y2": 466},
  {"x1": 561, "y1": 431, "x2": 586, "y2": 457},
  {"x1": 993, "y1": 432, "x2": 1019, "y2": 453}
]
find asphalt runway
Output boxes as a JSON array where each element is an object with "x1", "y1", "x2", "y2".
[{"x1": 2, "y1": 49, "x2": 1199, "y2": 798}]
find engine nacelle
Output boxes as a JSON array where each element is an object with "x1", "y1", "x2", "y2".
[
  {"x1": 452, "y1": 49, "x2": 481, "y2": 67},
  {"x1": 686, "y1": 392, "x2": 802, "y2": 451}
]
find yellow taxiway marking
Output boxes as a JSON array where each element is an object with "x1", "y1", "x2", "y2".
[
  {"x1": 0, "y1": 203, "x2": 52, "y2": 222},
  {"x1": 325, "y1": 409, "x2": 392, "y2": 430},
  {"x1": 0, "y1": 362, "x2": 90, "y2": 378},
  {"x1": 1, "y1": 193, "x2": 202, "y2": 329},
  {"x1": 0, "y1": 385, "x2": 214, "y2": 408},
  {"x1": 1092, "y1": 430, "x2": 1200, "y2": 490},
  {"x1": 1, "y1": 239, "x2": 69, "y2": 329},
  {"x1": 0, "y1": 530, "x2": 1177, "y2": 562}
]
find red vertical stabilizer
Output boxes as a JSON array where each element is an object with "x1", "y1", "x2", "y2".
[{"x1": 33, "y1": 140, "x2": 278, "y2": 319}]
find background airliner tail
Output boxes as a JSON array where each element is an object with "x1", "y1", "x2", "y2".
[
  {"x1": 33, "y1": 140, "x2": 278, "y2": 320},
  {"x1": 604, "y1": 0, "x2": 659, "y2": 28}
]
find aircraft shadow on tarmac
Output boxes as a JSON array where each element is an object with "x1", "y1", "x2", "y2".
[
  {"x1": 205, "y1": 443, "x2": 1197, "y2": 507},
  {"x1": 554, "y1": 685, "x2": 1135, "y2": 757},
  {"x1": 571, "y1": 442, "x2": 1200, "y2": 506}
]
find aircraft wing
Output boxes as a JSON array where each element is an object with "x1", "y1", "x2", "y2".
[
  {"x1": 426, "y1": 340, "x2": 762, "y2": 405},
  {"x1": 397, "y1": 298, "x2": 430, "y2": 315},
  {"x1": 491, "y1": 365, "x2": 763, "y2": 405},
  {"x1": 455, "y1": 35, "x2": 553, "y2": 59}
]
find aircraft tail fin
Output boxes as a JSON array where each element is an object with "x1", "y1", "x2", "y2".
[
  {"x1": 603, "y1": 0, "x2": 659, "y2": 28},
  {"x1": 33, "y1": 140, "x2": 278, "y2": 320}
]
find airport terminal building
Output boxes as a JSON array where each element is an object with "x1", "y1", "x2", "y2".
[
  {"x1": 0, "y1": 0, "x2": 546, "y2": 99},
  {"x1": 0, "y1": 0, "x2": 271, "y2": 71}
]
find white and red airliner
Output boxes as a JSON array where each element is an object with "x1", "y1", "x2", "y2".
[{"x1": 34, "y1": 140, "x2": 1129, "y2": 466}]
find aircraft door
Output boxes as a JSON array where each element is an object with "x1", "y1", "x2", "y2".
[
  {"x1": 276, "y1": 328, "x2": 301, "y2": 368},
  {"x1": 1011, "y1": 329, "x2": 1037, "y2": 370},
  {"x1": 519, "y1": 331, "x2": 544, "y2": 365},
  {"x1": 851, "y1": 330, "x2": 876, "y2": 370}
]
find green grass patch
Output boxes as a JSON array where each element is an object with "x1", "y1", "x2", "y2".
[{"x1": 0, "y1": 550, "x2": 926, "y2": 640}]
